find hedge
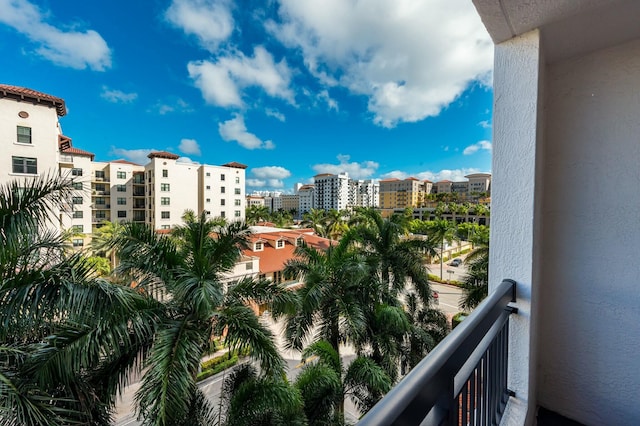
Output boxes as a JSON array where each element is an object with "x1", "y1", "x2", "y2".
[{"x1": 197, "y1": 355, "x2": 239, "y2": 382}]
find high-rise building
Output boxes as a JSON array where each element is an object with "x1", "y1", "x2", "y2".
[{"x1": 313, "y1": 173, "x2": 349, "y2": 211}]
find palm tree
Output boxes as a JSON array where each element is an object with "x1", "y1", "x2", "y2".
[
  {"x1": 109, "y1": 213, "x2": 292, "y2": 425},
  {"x1": 295, "y1": 340, "x2": 391, "y2": 424},
  {"x1": 1, "y1": 175, "x2": 163, "y2": 425},
  {"x1": 220, "y1": 364, "x2": 307, "y2": 426},
  {"x1": 301, "y1": 208, "x2": 327, "y2": 237},
  {"x1": 325, "y1": 209, "x2": 348, "y2": 240},
  {"x1": 279, "y1": 239, "x2": 368, "y2": 354},
  {"x1": 245, "y1": 205, "x2": 269, "y2": 225},
  {"x1": 427, "y1": 219, "x2": 458, "y2": 280},
  {"x1": 460, "y1": 226, "x2": 490, "y2": 310}
]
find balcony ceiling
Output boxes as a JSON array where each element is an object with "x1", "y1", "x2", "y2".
[{"x1": 473, "y1": 0, "x2": 640, "y2": 62}]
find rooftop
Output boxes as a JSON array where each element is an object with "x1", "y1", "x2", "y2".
[{"x1": 0, "y1": 84, "x2": 67, "y2": 116}]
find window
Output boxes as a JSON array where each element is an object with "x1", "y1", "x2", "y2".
[
  {"x1": 95, "y1": 170, "x2": 105, "y2": 179},
  {"x1": 72, "y1": 182, "x2": 83, "y2": 190},
  {"x1": 72, "y1": 225, "x2": 84, "y2": 233},
  {"x1": 12, "y1": 156, "x2": 37, "y2": 174},
  {"x1": 221, "y1": 211, "x2": 225, "y2": 218},
  {"x1": 296, "y1": 238, "x2": 304, "y2": 247},
  {"x1": 117, "y1": 197, "x2": 126, "y2": 205},
  {"x1": 234, "y1": 210, "x2": 241, "y2": 217},
  {"x1": 206, "y1": 172, "x2": 211, "y2": 177},
  {"x1": 72, "y1": 239, "x2": 84, "y2": 247},
  {"x1": 161, "y1": 183, "x2": 170, "y2": 192},
  {"x1": 255, "y1": 242, "x2": 263, "y2": 251},
  {"x1": 117, "y1": 171, "x2": 126, "y2": 179},
  {"x1": 161, "y1": 211, "x2": 170, "y2": 219},
  {"x1": 276, "y1": 240, "x2": 284, "y2": 248},
  {"x1": 72, "y1": 197, "x2": 83, "y2": 205},
  {"x1": 96, "y1": 211, "x2": 106, "y2": 219},
  {"x1": 206, "y1": 198, "x2": 211, "y2": 203},
  {"x1": 235, "y1": 177, "x2": 240, "y2": 184},
  {"x1": 17, "y1": 126, "x2": 31, "y2": 144},
  {"x1": 161, "y1": 225, "x2": 170, "y2": 230},
  {"x1": 72, "y1": 211, "x2": 83, "y2": 219},
  {"x1": 117, "y1": 184, "x2": 126, "y2": 192},
  {"x1": 206, "y1": 185, "x2": 211, "y2": 190},
  {"x1": 161, "y1": 197, "x2": 170, "y2": 206},
  {"x1": 95, "y1": 198, "x2": 105, "y2": 205},
  {"x1": 162, "y1": 169, "x2": 168, "y2": 178},
  {"x1": 234, "y1": 188, "x2": 241, "y2": 195},
  {"x1": 234, "y1": 199, "x2": 241, "y2": 206},
  {"x1": 221, "y1": 174, "x2": 226, "y2": 181},
  {"x1": 221, "y1": 187, "x2": 225, "y2": 193},
  {"x1": 221, "y1": 199, "x2": 225, "y2": 206},
  {"x1": 246, "y1": 263, "x2": 253, "y2": 270},
  {"x1": 117, "y1": 211, "x2": 127, "y2": 218},
  {"x1": 71, "y1": 168, "x2": 82, "y2": 176}
]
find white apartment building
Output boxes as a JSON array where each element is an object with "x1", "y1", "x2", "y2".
[
  {"x1": 297, "y1": 184, "x2": 314, "y2": 215},
  {"x1": 348, "y1": 179, "x2": 380, "y2": 208},
  {"x1": 246, "y1": 195, "x2": 266, "y2": 207},
  {"x1": 199, "y1": 161, "x2": 247, "y2": 222},
  {"x1": 465, "y1": 172, "x2": 491, "y2": 194},
  {"x1": 313, "y1": 173, "x2": 349, "y2": 211}
]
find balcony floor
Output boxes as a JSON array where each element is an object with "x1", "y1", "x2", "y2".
[{"x1": 537, "y1": 407, "x2": 585, "y2": 426}]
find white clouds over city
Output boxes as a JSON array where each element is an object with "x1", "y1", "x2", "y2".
[
  {"x1": 463, "y1": 140, "x2": 492, "y2": 155},
  {"x1": 0, "y1": 0, "x2": 112, "y2": 70},
  {"x1": 110, "y1": 147, "x2": 154, "y2": 165},
  {"x1": 178, "y1": 138, "x2": 201, "y2": 156},
  {"x1": 247, "y1": 166, "x2": 291, "y2": 189},
  {"x1": 380, "y1": 168, "x2": 486, "y2": 182},
  {"x1": 218, "y1": 114, "x2": 275, "y2": 150},
  {"x1": 267, "y1": 0, "x2": 493, "y2": 127},
  {"x1": 312, "y1": 154, "x2": 379, "y2": 179}
]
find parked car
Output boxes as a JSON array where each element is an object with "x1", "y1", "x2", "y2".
[{"x1": 449, "y1": 258, "x2": 462, "y2": 267}]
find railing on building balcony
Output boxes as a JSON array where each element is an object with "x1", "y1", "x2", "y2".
[{"x1": 359, "y1": 279, "x2": 517, "y2": 426}]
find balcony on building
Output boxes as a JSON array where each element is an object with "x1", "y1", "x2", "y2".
[{"x1": 359, "y1": 1, "x2": 640, "y2": 425}]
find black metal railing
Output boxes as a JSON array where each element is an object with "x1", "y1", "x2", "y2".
[{"x1": 359, "y1": 279, "x2": 517, "y2": 426}]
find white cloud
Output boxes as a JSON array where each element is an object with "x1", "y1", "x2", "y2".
[
  {"x1": 188, "y1": 46, "x2": 294, "y2": 108},
  {"x1": 247, "y1": 179, "x2": 267, "y2": 187},
  {"x1": 265, "y1": 108, "x2": 286, "y2": 122},
  {"x1": 150, "y1": 98, "x2": 193, "y2": 115},
  {"x1": 165, "y1": 0, "x2": 234, "y2": 51},
  {"x1": 0, "y1": 0, "x2": 111, "y2": 70},
  {"x1": 267, "y1": 0, "x2": 492, "y2": 127},
  {"x1": 478, "y1": 120, "x2": 492, "y2": 129},
  {"x1": 218, "y1": 114, "x2": 275, "y2": 150},
  {"x1": 381, "y1": 168, "x2": 487, "y2": 182},
  {"x1": 312, "y1": 154, "x2": 378, "y2": 179},
  {"x1": 179, "y1": 138, "x2": 201, "y2": 155},
  {"x1": 463, "y1": 140, "x2": 492, "y2": 155},
  {"x1": 110, "y1": 147, "x2": 154, "y2": 165},
  {"x1": 251, "y1": 166, "x2": 291, "y2": 179},
  {"x1": 100, "y1": 86, "x2": 138, "y2": 103},
  {"x1": 176, "y1": 156, "x2": 199, "y2": 164},
  {"x1": 318, "y1": 89, "x2": 339, "y2": 111}
]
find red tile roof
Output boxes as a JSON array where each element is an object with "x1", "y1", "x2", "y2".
[
  {"x1": 0, "y1": 84, "x2": 67, "y2": 116},
  {"x1": 111, "y1": 159, "x2": 142, "y2": 166},
  {"x1": 148, "y1": 151, "x2": 180, "y2": 160},
  {"x1": 62, "y1": 147, "x2": 95, "y2": 159},
  {"x1": 222, "y1": 161, "x2": 248, "y2": 169},
  {"x1": 406, "y1": 177, "x2": 419, "y2": 181},
  {"x1": 380, "y1": 178, "x2": 400, "y2": 182}
]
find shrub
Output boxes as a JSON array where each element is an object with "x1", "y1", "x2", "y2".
[{"x1": 197, "y1": 355, "x2": 240, "y2": 382}]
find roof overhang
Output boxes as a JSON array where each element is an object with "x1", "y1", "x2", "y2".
[{"x1": 472, "y1": 0, "x2": 640, "y2": 62}]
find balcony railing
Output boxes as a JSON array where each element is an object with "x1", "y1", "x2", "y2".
[{"x1": 359, "y1": 279, "x2": 517, "y2": 426}]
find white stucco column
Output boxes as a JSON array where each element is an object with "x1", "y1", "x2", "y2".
[{"x1": 488, "y1": 29, "x2": 544, "y2": 426}]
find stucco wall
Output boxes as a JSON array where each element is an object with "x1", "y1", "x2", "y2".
[{"x1": 537, "y1": 38, "x2": 640, "y2": 424}]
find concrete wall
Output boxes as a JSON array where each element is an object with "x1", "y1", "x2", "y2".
[{"x1": 537, "y1": 38, "x2": 640, "y2": 424}]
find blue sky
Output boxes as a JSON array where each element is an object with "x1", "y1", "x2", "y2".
[{"x1": 0, "y1": 0, "x2": 494, "y2": 192}]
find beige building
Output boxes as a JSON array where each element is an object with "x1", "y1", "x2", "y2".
[{"x1": 379, "y1": 177, "x2": 427, "y2": 209}]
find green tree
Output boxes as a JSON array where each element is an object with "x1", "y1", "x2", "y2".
[
  {"x1": 295, "y1": 341, "x2": 391, "y2": 424},
  {"x1": 427, "y1": 219, "x2": 458, "y2": 280},
  {"x1": 280, "y1": 239, "x2": 367, "y2": 354},
  {"x1": 245, "y1": 205, "x2": 270, "y2": 225},
  {"x1": 1, "y1": 175, "x2": 162, "y2": 425},
  {"x1": 301, "y1": 208, "x2": 327, "y2": 237},
  {"x1": 109, "y1": 213, "x2": 292, "y2": 425},
  {"x1": 459, "y1": 226, "x2": 490, "y2": 310}
]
